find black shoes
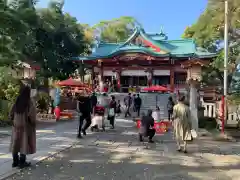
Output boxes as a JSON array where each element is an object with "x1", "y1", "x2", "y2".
[
  {"x1": 176, "y1": 148, "x2": 188, "y2": 153},
  {"x1": 77, "y1": 134, "x2": 82, "y2": 139},
  {"x1": 18, "y1": 162, "x2": 31, "y2": 169},
  {"x1": 12, "y1": 162, "x2": 18, "y2": 168},
  {"x1": 12, "y1": 155, "x2": 31, "y2": 169},
  {"x1": 82, "y1": 129, "x2": 87, "y2": 136},
  {"x1": 148, "y1": 139, "x2": 154, "y2": 143}
]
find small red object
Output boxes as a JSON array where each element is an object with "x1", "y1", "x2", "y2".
[
  {"x1": 54, "y1": 106, "x2": 61, "y2": 121},
  {"x1": 136, "y1": 119, "x2": 141, "y2": 128},
  {"x1": 221, "y1": 95, "x2": 225, "y2": 133},
  {"x1": 95, "y1": 105, "x2": 105, "y2": 115},
  {"x1": 136, "y1": 120, "x2": 168, "y2": 134}
]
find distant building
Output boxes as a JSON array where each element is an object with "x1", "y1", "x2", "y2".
[
  {"x1": 11, "y1": 61, "x2": 40, "y2": 79},
  {"x1": 73, "y1": 26, "x2": 216, "y2": 93}
]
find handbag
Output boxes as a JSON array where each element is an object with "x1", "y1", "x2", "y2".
[
  {"x1": 191, "y1": 129, "x2": 198, "y2": 138},
  {"x1": 108, "y1": 108, "x2": 115, "y2": 117}
]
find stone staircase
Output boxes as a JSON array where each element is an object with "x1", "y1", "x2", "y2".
[{"x1": 109, "y1": 93, "x2": 172, "y2": 119}]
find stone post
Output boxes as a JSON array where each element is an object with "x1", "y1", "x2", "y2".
[
  {"x1": 189, "y1": 79, "x2": 199, "y2": 131},
  {"x1": 181, "y1": 59, "x2": 208, "y2": 132}
]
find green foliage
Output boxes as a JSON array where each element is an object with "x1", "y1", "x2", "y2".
[
  {"x1": 0, "y1": 100, "x2": 13, "y2": 126},
  {"x1": 35, "y1": 92, "x2": 51, "y2": 112},
  {"x1": 199, "y1": 116, "x2": 217, "y2": 130},
  {"x1": 93, "y1": 16, "x2": 137, "y2": 43},
  {"x1": 0, "y1": 67, "x2": 20, "y2": 102},
  {"x1": 182, "y1": 0, "x2": 240, "y2": 90},
  {"x1": 0, "y1": 67, "x2": 20, "y2": 126},
  {"x1": 1, "y1": 0, "x2": 92, "y2": 82}
]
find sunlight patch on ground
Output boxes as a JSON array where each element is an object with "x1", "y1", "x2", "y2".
[
  {"x1": 70, "y1": 159, "x2": 95, "y2": 163},
  {"x1": 115, "y1": 118, "x2": 134, "y2": 123},
  {"x1": 51, "y1": 144, "x2": 71, "y2": 149},
  {"x1": 121, "y1": 131, "x2": 138, "y2": 135},
  {"x1": 195, "y1": 153, "x2": 240, "y2": 166},
  {"x1": 39, "y1": 136, "x2": 73, "y2": 141},
  {"x1": 72, "y1": 145, "x2": 85, "y2": 148},
  {"x1": 169, "y1": 156, "x2": 201, "y2": 167},
  {"x1": 0, "y1": 153, "x2": 11, "y2": 159},
  {"x1": 130, "y1": 156, "x2": 153, "y2": 164},
  {"x1": 111, "y1": 152, "x2": 131, "y2": 160},
  {"x1": 36, "y1": 130, "x2": 55, "y2": 134}
]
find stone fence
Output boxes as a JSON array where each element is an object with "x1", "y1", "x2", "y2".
[{"x1": 202, "y1": 101, "x2": 240, "y2": 127}]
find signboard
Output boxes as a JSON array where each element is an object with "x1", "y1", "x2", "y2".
[
  {"x1": 121, "y1": 70, "x2": 147, "y2": 76},
  {"x1": 153, "y1": 70, "x2": 170, "y2": 76},
  {"x1": 103, "y1": 70, "x2": 114, "y2": 76}
]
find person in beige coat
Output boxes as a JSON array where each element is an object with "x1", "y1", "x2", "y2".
[
  {"x1": 172, "y1": 95, "x2": 192, "y2": 153},
  {"x1": 9, "y1": 85, "x2": 36, "y2": 169}
]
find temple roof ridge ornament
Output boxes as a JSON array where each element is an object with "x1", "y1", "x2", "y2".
[{"x1": 71, "y1": 24, "x2": 218, "y2": 61}]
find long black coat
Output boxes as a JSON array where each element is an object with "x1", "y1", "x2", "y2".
[
  {"x1": 139, "y1": 115, "x2": 154, "y2": 136},
  {"x1": 77, "y1": 96, "x2": 91, "y2": 115}
]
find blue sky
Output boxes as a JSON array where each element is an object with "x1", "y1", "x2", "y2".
[{"x1": 38, "y1": 0, "x2": 208, "y2": 40}]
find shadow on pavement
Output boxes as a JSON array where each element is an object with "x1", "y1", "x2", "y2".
[{"x1": 4, "y1": 119, "x2": 240, "y2": 180}]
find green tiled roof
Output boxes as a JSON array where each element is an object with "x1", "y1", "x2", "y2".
[{"x1": 73, "y1": 26, "x2": 217, "y2": 61}]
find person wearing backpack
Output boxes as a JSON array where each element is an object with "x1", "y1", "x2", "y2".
[{"x1": 167, "y1": 96, "x2": 175, "y2": 121}]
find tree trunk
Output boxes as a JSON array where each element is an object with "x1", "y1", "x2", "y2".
[{"x1": 43, "y1": 77, "x2": 49, "y2": 93}]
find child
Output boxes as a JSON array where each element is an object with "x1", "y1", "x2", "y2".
[
  {"x1": 152, "y1": 106, "x2": 161, "y2": 122},
  {"x1": 116, "y1": 100, "x2": 121, "y2": 116},
  {"x1": 90, "y1": 106, "x2": 105, "y2": 132}
]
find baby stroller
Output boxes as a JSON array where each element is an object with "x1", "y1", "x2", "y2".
[{"x1": 90, "y1": 105, "x2": 105, "y2": 132}]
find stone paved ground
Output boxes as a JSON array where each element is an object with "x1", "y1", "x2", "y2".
[{"x1": 4, "y1": 119, "x2": 240, "y2": 180}]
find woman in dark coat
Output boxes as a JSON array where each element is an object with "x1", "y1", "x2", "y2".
[
  {"x1": 139, "y1": 109, "x2": 155, "y2": 143},
  {"x1": 9, "y1": 85, "x2": 36, "y2": 169},
  {"x1": 108, "y1": 95, "x2": 117, "y2": 129}
]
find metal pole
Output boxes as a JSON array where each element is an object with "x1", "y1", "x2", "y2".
[
  {"x1": 223, "y1": 0, "x2": 228, "y2": 133},
  {"x1": 223, "y1": 0, "x2": 228, "y2": 97}
]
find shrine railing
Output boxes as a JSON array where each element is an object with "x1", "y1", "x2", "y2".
[{"x1": 202, "y1": 101, "x2": 239, "y2": 126}]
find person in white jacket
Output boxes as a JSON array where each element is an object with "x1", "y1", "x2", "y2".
[{"x1": 152, "y1": 106, "x2": 161, "y2": 122}]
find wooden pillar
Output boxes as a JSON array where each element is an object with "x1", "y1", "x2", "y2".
[
  {"x1": 146, "y1": 68, "x2": 153, "y2": 86},
  {"x1": 170, "y1": 68, "x2": 174, "y2": 92},
  {"x1": 97, "y1": 60, "x2": 104, "y2": 92},
  {"x1": 91, "y1": 66, "x2": 95, "y2": 90},
  {"x1": 113, "y1": 69, "x2": 121, "y2": 92}
]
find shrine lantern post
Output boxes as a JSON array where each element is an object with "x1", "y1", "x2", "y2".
[{"x1": 181, "y1": 59, "x2": 208, "y2": 132}]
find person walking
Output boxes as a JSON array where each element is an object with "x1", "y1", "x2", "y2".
[
  {"x1": 115, "y1": 100, "x2": 121, "y2": 116},
  {"x1": 152, "y1": 106, "x2": 161, "y2": 122},
  {"x1": 77, "y1": 94, "x2": 92, "y2": 138},
  {"x1": 9, "y1": 85, "x2": 36, "y2": 169},
  {"x1": 124, "y1": 93, "x2": 132, "y2": 117},
  {"x1": 139, "y1": 109, "x2": 155, "y2": 143},
  {"x1": 90, "y1": 92, "x2": 97, "y2": 115},
  {"x1": 167, "y1": 96, "x2": 175, "y2": 121},
  {"x1": 108, "y1": 95, "x2": 117, "y2": 129},
  {"x1": 134, "y1": 94, "x2": 142, "y2": 117},
  {"x1": 172, "y1": 95, "x2": 192, "y2": 153},
  {"x1": 132, "y1": 94, "x2": 136, "y2": 112}
]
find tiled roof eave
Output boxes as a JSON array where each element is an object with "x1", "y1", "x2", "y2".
[
  {"x1": 72, "y1": 49, "x2": 170, "y2": 61},
  {"x1": 171, "y1": 53, "x2": 217, "y2": 58},
  {"x1": 196, "y1": 54, "x2": 217, "y2": 59},
  {"x1": 139, "y1": 31, "x2": 170, "y2": 52}
]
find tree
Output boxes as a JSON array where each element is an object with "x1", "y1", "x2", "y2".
[
  {"x1": 93, "y1": 16, "x2": 137, "y2": 43},
  {"x1": 0, "y1": 0, "x2": 35, "y2": 66},
  {"x1": 182, "y1": 0, "x2": 240, "y2": 91},
  {"x1": 1, "y1": 0, "x2": 91, "y2": 83}
]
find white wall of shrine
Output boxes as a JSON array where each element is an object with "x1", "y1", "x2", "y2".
[{"x1": 103, "y1": 70, "x2": 170, "y2": 76}]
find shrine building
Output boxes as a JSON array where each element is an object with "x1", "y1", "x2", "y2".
[{"x1": 73, "y1": 27, "x2": 216, "y2": 93}]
